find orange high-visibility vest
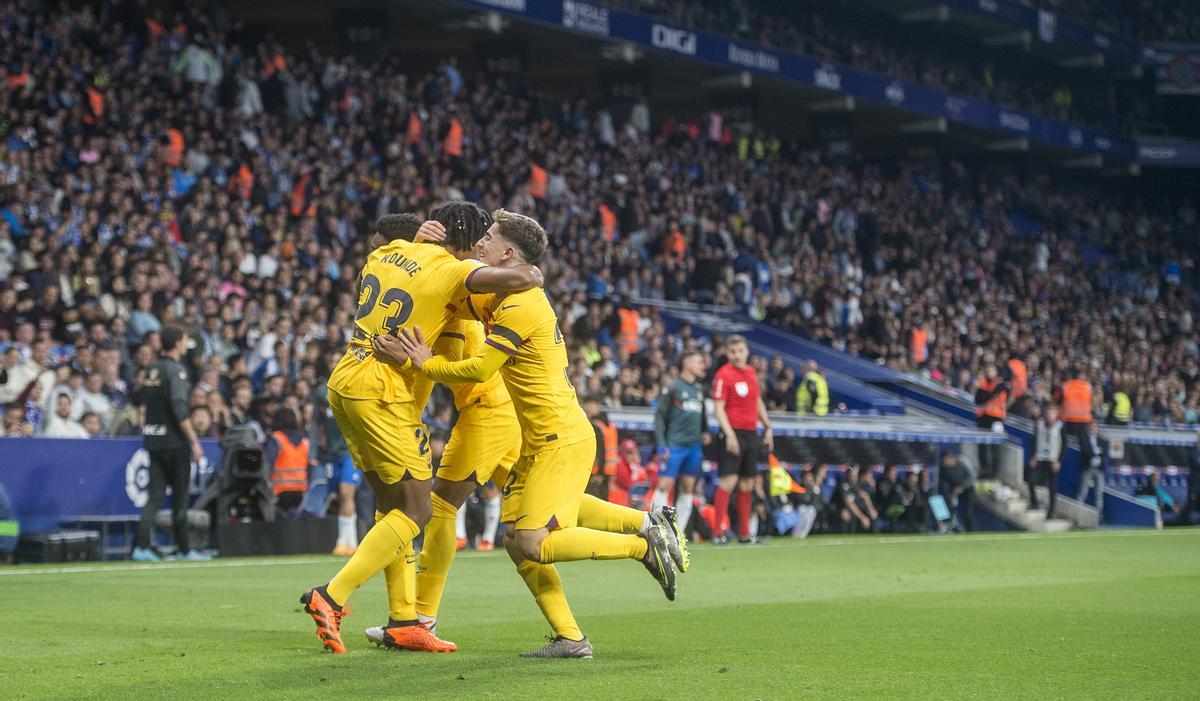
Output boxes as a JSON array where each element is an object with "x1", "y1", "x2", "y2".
[
  {"x1": 83, "y1": 86, "x2": 105, "y2": 125},
  {"x1": 666, "y1": 229, "x2": 686, "y2": 258},
  {"x1": 234, "y1": 165, "x2": 254, "y2": 200},
  {"x1": 443, "y1": 116, "x2": 463, "y2": 157},
  {"x1": 593, "y1": 420, "x2": 618, "y2": 476},
  {"x1": 290, "y1": 175, "x2": 317, "y2": 218},
  {"x1": 271, "y1": 431, "x2": 310, "y2": 495},
  {"x1": 164, "y1": 128, "x2": 185, "y2": 167},
  {"x1": 1007, "y1": 358, "x2": 1028, "y2": 399},
  {"x1": 529, "y1": 164, "x2": 548, "y2": 199},
  {"x1": 599, "y1": 204, "x2": 617, "y2": 241},
  {"x1": 976, "y1": 378, "x2": 1007, "y2": 420},
  {"x1": 910, "y1": 328, "x2": 928, "y2": 364},
  {"x1": 406, "y1": 112, "x2": 422, "y2": 144},
  {"x1": 618, "y1": 307, "x2": 640, "y2": 354},
  {"x1": 1060, "y1": 379, "x2": 1093, "y2": 423}
]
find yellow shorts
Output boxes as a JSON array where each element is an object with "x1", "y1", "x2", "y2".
[
  {"x1": 327, "y1": 388, "x2": 432, "y2": 483},
  {"x1": 501, "y1": 438, "x2": 594, "y2": 531},
  {"x1": 439, "y1": 406, "x2": 521, "y2": 486}
]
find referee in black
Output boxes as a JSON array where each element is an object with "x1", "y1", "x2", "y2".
[{"x1": 132, "y1": 325, "x2": 207, "y2": 562}]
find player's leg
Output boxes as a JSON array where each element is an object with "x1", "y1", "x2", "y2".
[
  {"x1": 333, "y1": 455, "x2": 360, "y2": 554},
  {"x1": 675, "y1": 444, "x2": 703, "y2": 538},
  {"x1": 517, "y1": 442, "x2": 675, "y2": 595},
  {"x1": 478, "y1": 481, "x2": 502, "y2": 549},
  {"x1": 653, "y1": 452, "x2": 676, "y2": 511},
  {"x1": 414, "y1": 476, "x2": 476, "y2": 626},
  {"x1": 304, "y1": 394, "x2": 451, "y2": 653}
]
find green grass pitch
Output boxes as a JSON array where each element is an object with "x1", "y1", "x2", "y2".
[{"x1": 3, "y1": 529, "x2": 1198, "y2": 700}]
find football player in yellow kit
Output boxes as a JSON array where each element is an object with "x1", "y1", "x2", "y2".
[
  {"x1": 385, "y1": 210, "x2": 689, "y2": 659},
  {"x1": 299, "y1": 204, "x2": 540, "y2": 655},
  {"x1": 361, "y1": 212, "x2": 522, "y2": 648}
]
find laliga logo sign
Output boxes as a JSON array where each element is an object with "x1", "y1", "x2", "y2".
[
  {"x1": 652, "y1": 24, "x2": 696, "y2": 55},
  {"x1": 126, "y1": 448, "x2": 210, "y2": 507},
  {"x1": 126, "y1": 449, "x2": 151, "y2": 508}
]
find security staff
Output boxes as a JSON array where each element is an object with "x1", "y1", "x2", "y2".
[
  {"x1": 974, "y1": 363, "x2": 1008, "y2": 479},
  {"x1": 795, "y1": 360, "x2": 829, "y2": 417},
  {"x1": 132, "y1": 325, "x2": 206, "y2": 562}
]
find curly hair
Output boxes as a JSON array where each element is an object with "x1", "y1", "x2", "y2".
[{"x1": 430, "y1": 201, "x2": 493, "y2": 252}]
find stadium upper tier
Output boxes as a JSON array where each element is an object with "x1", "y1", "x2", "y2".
[{"x1": 0, "y1": 1, "x2": 1197, "y2": 438}]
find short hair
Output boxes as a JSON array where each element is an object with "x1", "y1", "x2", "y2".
[
  {"x1": 678, "y1": 349, "x2": 704, "y2": 369},
  {"x1": 726, "y1": 334, "x2": 748, "y2": 348},
  {"x1": 161, "y1": 325, "x2": 186, "y2": 352},
  {"x1": 375, "y1": 213, "x2": 423, "y2": 242},
  {"x1": 491, "y1": 208, "x2": 548, "y2": 263},
  {"x1": 430, "y1": 201, "x2": 492, "y2": 251}
]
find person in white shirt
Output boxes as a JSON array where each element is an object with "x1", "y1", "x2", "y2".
[
  {"x1": 42, "y1": 393, "x2": 89, "y2": 439},
  {"x1": 1029, "y1": 403, "x2": 1064, "y2": 518},
  {"x1": 76, "y1": 373, "x2": 113, "y2": 430}
]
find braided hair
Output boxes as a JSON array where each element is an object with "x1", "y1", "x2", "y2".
[{"x1": 429, "y1": 201, "x2": 493, "y2": 252}]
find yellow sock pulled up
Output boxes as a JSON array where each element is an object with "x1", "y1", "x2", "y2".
[
  {"x1": 326, "y1": 508, "x2": 420, "y2": 606},
  {"x1": 415, "y1": 493, "x2": 458, "y2": 619}
]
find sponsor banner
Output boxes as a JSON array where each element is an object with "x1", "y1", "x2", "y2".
[
  {"x1": 448, "y1": 0, "x2": 1139, "y2": 161},
  {"x1": 0, "y1": 437, "x2": 221, "y2": 532}
]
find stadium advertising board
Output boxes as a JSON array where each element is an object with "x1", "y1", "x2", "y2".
[
  {"x1": 0, "y1": 437, "x2": 221, "y2": 532},
  {"x1": 449, "y1": 0, "x2": 1149, "y2": 162}
]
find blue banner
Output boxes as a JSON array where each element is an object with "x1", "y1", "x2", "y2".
[
  {"x1": 0, "y1": 437, "x2": 222, "y2": 532},
  {"x1": 940, "y1": 0, "x2": 1146, "y2": 66},
  {"x1": 452, "y1": 0, "x2": 1142, "y2": 162}
]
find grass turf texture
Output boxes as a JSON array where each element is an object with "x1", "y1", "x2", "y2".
[{"x1": 2, "y1": 529, "x2": 1198, "y2": 700}]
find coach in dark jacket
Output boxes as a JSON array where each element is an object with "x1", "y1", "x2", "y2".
[
  {"x1": 132, "y1": 325, "x2": 205, "y2": 562},
  {"x1": 939, "y1": 452, "x2": 977, "y2": 532}
]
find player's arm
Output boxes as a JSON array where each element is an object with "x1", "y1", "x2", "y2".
[
  {"x1": 398, "y1": 327, "x2": 508, "y2": 384},
  {"x1": 432, "y1": 325, "x2": 467, "y2": 361},
  {"x1": 712, "y1": 371, "x2": 739, "y2": 455},
  {"x1": 462, "y1": 264, "x2": 544, "y2": 294}
]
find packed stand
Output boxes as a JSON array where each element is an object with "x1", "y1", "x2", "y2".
[
  {"x1": 599, "y1": 0, "x2": 1159, "y2": 133},
  {"x1": 2, "y1": 0, "x2": 1198, "y2": 461}
]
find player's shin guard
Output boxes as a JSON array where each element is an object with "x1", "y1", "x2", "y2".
[
  {"x1": 415, "y1": 493, "x2": 458, "y2": 619},
  {"x1": 516, "y1": 560, "x2": 583, "y2": 641},
  {"x1": 326, "y1": 508, "x2": 420, "y2": 606},
  {"x1": 337, "y1": 514, "x2": 357, "y2": 547},
  {"x1": 577, "y1": 493, "x2": 647, "y2": 533},
  {"x1": 539, "y1": 527, "x2": 649, "y2": 562}
]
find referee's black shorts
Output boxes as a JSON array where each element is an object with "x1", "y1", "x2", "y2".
[{"x1": 718, "y1": 428, "x2": 761, "y2": 478}]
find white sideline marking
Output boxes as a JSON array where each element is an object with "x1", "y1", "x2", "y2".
[
  {"x1": 701, "y1": 527, "x2": 1199, "y2": 553},
  {"x1": 1, "y1": 529, "x2": 1194, "y2": 577}
]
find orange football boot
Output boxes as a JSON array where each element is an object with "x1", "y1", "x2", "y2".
[
  {"x1": 300, "y1": 587, "x2": 351, "y2": 654},
  {"x1": 454, "y1": 537, "x2": 468, "y2": 551},
  {"x1": 476, "y1": 539, "x2": 495, "y2": 552},
  {"x1": 380, "y1": 622, "x2": 457, "y2": 653}
]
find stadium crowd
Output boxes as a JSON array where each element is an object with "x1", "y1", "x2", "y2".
[
  {"x1": 1, "y1": 0, "x2": 1198, "y2": 457},
  {"x1": 598, "y1": 0, "x2": 1156, "y2": 134}
]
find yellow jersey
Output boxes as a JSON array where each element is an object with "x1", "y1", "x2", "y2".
[
  {"x1": 328, "y1": 240, "x2": 482, "y2": 403},
  {"x1": 436, "y1": 319, "x2": 512, "y2": 411},
  {"x1": 424, "y1": 288, "x2": 591, "y2": 455}
]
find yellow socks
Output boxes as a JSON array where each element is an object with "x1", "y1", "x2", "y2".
[
  {"x1": 577, "y1": 494, "x2": 647, "y2": 533},
  {"x1": 415, "y1": 493, "x2": 458, "y2": 619},
  {"x1": 384, "y1": 540, "x2": 417, "y2": 621},
  {"x1": 326, "y1": 508, "x2": 420, "y2": 606},
  {"x1": 516, "y1": 560, "x2": 583, "y2": 641},
  {"x1": 539, "y1": 527, "x2": 648, "y2": 562}
]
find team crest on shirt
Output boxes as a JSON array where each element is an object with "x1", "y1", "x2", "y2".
[{"x1": 735, "y1": 381, "x2": 749, "y2": 397}]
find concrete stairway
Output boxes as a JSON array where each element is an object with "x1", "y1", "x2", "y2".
[{"x1": 976, "y1": 481, "x2": 1077, "y2": 532}]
